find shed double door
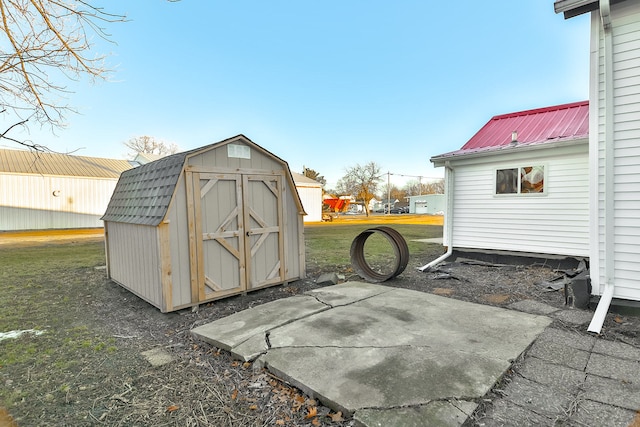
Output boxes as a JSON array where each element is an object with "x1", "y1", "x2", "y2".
[{"x1": 191, "y1": 172, "x2": 284, "y2": 302}]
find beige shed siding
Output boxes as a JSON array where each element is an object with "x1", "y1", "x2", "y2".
[
  {"x1": 106, "y1": 222, "x2": 163, "y2": 308},
  {"x1": 283, "y1": 177, "x2": 304, "y2": 279},
  {"x1": 449, "y1": 143, "x2": 589, "y2": 257},
  {"x1": 165, "y1": 174, "x2": 192, "y2": 309},
  {"x1": 184, "y1": 141, "x2": 303, "y2": 282},
  {"x1": 186, "y1": 142, "x2": 281, "y2": 173},
  {"x1": 0, "y1": 174, "x2": 118, "y2": 230},
  {"x1": 591, "y1": 1, "x2": 640, "y2": 300}
]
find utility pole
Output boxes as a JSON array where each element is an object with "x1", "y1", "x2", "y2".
[{"x1": 387, "y1": 171, "x2": 391, "y2": 215}]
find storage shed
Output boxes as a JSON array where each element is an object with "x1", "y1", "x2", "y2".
[
  {"x1": 102, "y1": 135, "x2": 307, "y2": 312},
  {"x1": 0, "y1": 148, "x2": 133, "y2": 230}
]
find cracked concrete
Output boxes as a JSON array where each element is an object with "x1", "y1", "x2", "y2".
[{"x1": 191, "y1": 282, "x2": 551, "y2": 426}]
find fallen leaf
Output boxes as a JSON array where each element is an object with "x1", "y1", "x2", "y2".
[
  {"x1": 231, "y1": 361, "x2": 241, "y2": 367},
  {"x1": 614, "y1": 315, "x2": 623, "y2": 324},
  {"x1": 275, "y1": 420, "x2": 285, "y2": 426},
  {"x1": 166, "y1": 405, "x2": 179, "y2": 412},
  {"x1": 328, "y1": 411, "x2": 344, "y2": 422},
  {"x1": 312, "y1": 418, "x2": 321, "y2": 426},
  {"x1": 243, "y1": 361, "x2": 251, "y2": 369},
  {"x1": 231, "y1": 389, "x2": 238, "y2": 400},
  {"x1": 305, "y1": 406, "x2": 318, "y2": 419},
  {"x1": 249, "y1": 404, "x2": 258, "y2": 410}
]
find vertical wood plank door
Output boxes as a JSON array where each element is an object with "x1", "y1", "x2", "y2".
[
  {"x1": 243, "y1": 174, "x2": 285, "y2": 290},
  {"x1": 197, "y1": 173, "x2": 246, "y2": 300}
]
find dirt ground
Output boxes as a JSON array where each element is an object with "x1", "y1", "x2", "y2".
[{"x1": 1, "y1": 223, "x2": 639, "y2": 426}]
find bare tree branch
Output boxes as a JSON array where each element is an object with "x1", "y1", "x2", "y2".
[
  {"x1": 124, "y1": 135, "x2": 180, "y2": 158},
  {"x1": 0, "y1": 0, "x2": 127, "y2": 131}
]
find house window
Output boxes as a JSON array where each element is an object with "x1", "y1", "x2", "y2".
[
  {"x1": 496, "y1": 168, "x2": 518, "y2": 194},
  {"x1": 496, "y1": 166, "x2": 544, "y2": 195}
]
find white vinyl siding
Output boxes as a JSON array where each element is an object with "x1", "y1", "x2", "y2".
[
  {"x1": 448, "y1": 143, "x2": 589, "y2": 257},
  {"x1": 591, "y1": 1, "x2": 640, "y2": 301}
]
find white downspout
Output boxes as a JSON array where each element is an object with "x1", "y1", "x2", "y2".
[
  {"x1": 419, "y1": 161, "x2": 454, "y2": 272},
  {"x1": 588, "y1": 0, "x2": 615, "y2": 334}
]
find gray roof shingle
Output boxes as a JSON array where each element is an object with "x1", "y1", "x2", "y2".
[{"x1": 101, "y1": 151, "x2": 188, "y2": 226}]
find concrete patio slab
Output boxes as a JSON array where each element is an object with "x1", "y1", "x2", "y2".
[
  {"x1": 191, "y1": 294, "x2": 329, "y2": 359},
  {"x1": 191, "y1": 282, "x2": 552, "y2": 425}
]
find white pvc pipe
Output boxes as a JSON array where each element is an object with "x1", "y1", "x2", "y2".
[
  {"x1": 419, "y1": 162, "x2": 454, "y2": 272},
  {"x1": 418, "y1": 244, "x2": 452, "y2": 272},
  {"x1": 588, "y1": 283, "x2": 614, "y2": 333},
  {"x1": 588, "y1": 0, "x2": 614, "y2": 334}
]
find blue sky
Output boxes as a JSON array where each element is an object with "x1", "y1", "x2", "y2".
[{"x1": 9, "y1": 1, "x2": 590, "y2": 189}]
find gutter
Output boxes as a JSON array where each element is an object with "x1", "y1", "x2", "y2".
[
  {"x1": 588, "y1": 0, "x2": 614, "y2": 334},
  {"x1": 431, "y1": 137, "x2": 588, "y2": 167},
  {"x1": 419, "y1": 161, "x2": 454, "y2": 272}
]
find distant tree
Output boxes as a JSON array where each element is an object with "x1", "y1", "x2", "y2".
[
  {"x1": 423, "y1": 179, "x2": 445, "y2": 194},
  {"x1": 403, "y1": 180, "x2": 424, "y2": 197},
  {"x1": 336, "y1": 162, "x2": 383, "y2": 216},
  {"x1": 302, "y1": 166, "x2": 326, "y2": 186},
  {"x1": 379, "y1": 183, "x2": 406, "y2": 202},
  {"x1": 0, "y1": 1, "x2": 127, "y2": 150},
  {"x1": 124, "y1": 136, "x2": 179, "y2": 157}
]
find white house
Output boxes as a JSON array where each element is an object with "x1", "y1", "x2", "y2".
[
  {"x1": 0, "y1": 148, "x2": 133, "y2": 231},
  {"x1": 556, "y1": 0, "x2": 640, "y2": 331},
  {"x1": 425, "y1": 101, "x2": 590, "y2": 263}
]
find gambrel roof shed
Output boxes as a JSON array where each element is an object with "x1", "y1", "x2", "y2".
[{"x1": 102, "y1": 135, "x2": 306, "y2": 312}]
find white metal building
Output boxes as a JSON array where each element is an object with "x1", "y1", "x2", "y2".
[
  {"x1": 0, "y1": 148, "x2": 133, "y2": 231},
  {"x1": 291, "y1": 172, "x2": 323, "y2": 222},
  {"x1": 408, "y1": 194, "x2": 445, "y2": 214}
]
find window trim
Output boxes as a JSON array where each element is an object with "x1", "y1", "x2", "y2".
[{"x1": 494, "y1": 164, "x2": 547, "y2": 196}]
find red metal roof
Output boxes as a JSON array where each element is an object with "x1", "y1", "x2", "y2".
[{"x1": 433, "y1": 101, "x2": 589, "y2": 160}]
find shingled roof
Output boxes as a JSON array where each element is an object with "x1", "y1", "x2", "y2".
[
  {"x1": 101, "y1": 151, "x2": 188, "y2": 226},
  {"x1": 432, "y1": 101, "x2": 589, "y2": 163},
  {"x1": 0, "y1": 148, "x2": 133, "y2": 178},
  {"x1": 102, "y1": 134, "x2": 303, "y2": 227}
]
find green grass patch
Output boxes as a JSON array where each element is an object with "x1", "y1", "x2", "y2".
[{"x1": 305, "y1": 223, "x2": 442, "y2": 268}]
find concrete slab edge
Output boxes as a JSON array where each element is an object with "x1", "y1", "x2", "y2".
[{"x1": 353, "y1": 399, "x2": 478, "y2": 427}]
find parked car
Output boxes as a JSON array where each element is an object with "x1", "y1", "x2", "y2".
[{"x1": 389, "y1": 206, "x2": 409, "y2": 214}]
